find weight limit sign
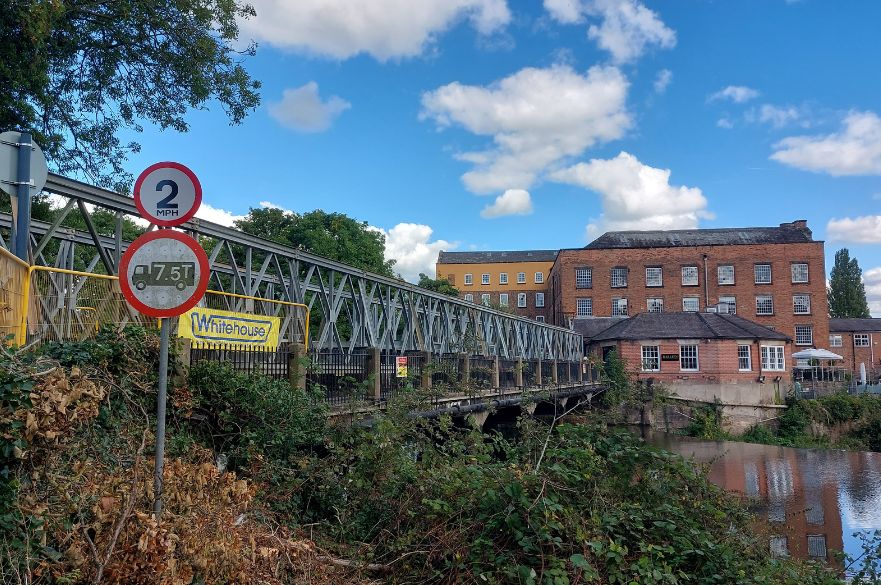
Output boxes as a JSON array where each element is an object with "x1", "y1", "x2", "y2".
[
  {"x1": 119, "y1": 230, "x2": 209, "y2": 318},
  {"x1": 134, "y1": 161, "x2": 203, "y2": 227}
]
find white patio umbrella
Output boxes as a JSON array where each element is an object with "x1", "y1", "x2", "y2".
[{"x1": 791, "y1": 348, "x2": 844, "y2": 360}]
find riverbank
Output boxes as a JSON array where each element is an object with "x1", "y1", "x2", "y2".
[
  {"x1": 678, "y1": 392, "x2": 881, "y2": 452},
  {"x1": 0, "y1": 329, "x2": 858, "y2": 583}
]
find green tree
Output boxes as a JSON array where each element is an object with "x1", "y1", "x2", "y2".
[
  {"x1": 828, "y1": 248, "x2": 871, "y2": 318},
  {"x1": 0, "y1": 0, "x2": 260, "y2": 191},
  {"x1": 417, "y1": 273, "x2": 459, "y2": 296},
  {"x1": 235, "y1": 208, "x2": 396, "y2": 276}
]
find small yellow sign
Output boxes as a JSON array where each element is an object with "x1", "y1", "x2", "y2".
[
  {"x1": 396, "y1": 356, "x2": 408, "y2": 378},
  {"x1": 178, "y1": 306, "x2": 280, "y2": 349}
]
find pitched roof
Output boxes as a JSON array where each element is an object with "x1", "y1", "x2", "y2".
[
  {"x1": 829, "y1": 318, "x2": 881, "y2": 333},
  {"x1": 437, "y1": 250, "x2": 559, "y2": 264},
  {"x1": 585, "y1": 221, "x2": 815, "y2": 250},
  {"x1": 570, "y1": 317, "x2": 628, "y2": 339},
  {"x1": 589, "y1": 312, "x2": 790, "y2": 342}
]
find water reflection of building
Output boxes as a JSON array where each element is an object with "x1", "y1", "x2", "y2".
[{"x1": 669, "y1": 440, "x2": 844, "y2": 565}]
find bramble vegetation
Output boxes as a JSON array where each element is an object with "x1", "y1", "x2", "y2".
[{"x1": 0, "y1": 331, "x2": 865, "y2": 583}]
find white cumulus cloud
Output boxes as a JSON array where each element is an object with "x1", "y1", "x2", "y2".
[
  {"x1": 771, "y1": 111, "x2": 881, "y2": 176},
  {"x1": 268, "y1": 82, "x2": 351, "y2": 133},
  {"x1": 864, "y1": 267, "x2": 881, "y2": 317},
  {"x1": 709, "y1": 85, "x2": 760, "y2": 103},
  {"x1": 717, "y1": 118, "x2": 734, "y2": 129},
  {"x1": 544, "y1": 0, "x2": 676, "y2": 63},
  {"x1": 826, "y1": 215, "x2": 881, "y2": 243},
  {"x1": 480, "y1": 189, "x2": 533, "y2": 218},
  {"x1": 195, "y1": 203, "x2": 246, "y2": 227},
  {"x1": 240, "y1": 0, "x2": 510, "y2": 61},
  {"x1": 550, "y1": 151, "x2": 711, "y2": 239},
  {"x1": 421, "y1": 64, "x2": 630, "y2": 194},
  {"x1": 375, "y1": 223, "x2": 456, "y2": 282},
  {"x1": 654, "y1": 69, "x2": 672, "y2": 94},
  {"x1": 747, "y1": 104, "x2": 803, "y2": 128}
]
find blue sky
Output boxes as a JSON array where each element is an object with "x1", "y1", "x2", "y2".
[{"x1": 119, "y1": 0, "x2": 881, "y2": 312}]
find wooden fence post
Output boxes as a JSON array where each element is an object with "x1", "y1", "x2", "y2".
[
  {"x1": 367, "y1": 347, "x2": 382, "y2": 401},
  {"x1": 288, "y1": 342, "x2": 307, "y2": 391}
]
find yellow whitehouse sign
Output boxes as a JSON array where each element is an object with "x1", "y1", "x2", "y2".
[{"x1": 178, "y1": 307, "x2": 280, "y2": 349}]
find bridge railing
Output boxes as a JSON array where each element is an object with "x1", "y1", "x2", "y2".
[{"x1": 1, "y1": 171, "x2": 583, "y2": 362}]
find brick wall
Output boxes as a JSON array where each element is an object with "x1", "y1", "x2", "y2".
[
  {"x1": 590, "y1": 338, "x2": 792, "y2": 385},
  {"x1": 550, "y1": 241, "x2": 828, "y2": 349},
  {"x1": 832, "y1": 331, "x2": 881, "y2": 380}
]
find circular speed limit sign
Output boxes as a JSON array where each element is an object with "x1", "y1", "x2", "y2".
[
  {"x1": 134, "y1": 162, "x2": 202, "y2": 227},
  {"x1": 119, "y1": 230, "x2": 209, "y2": 318}
]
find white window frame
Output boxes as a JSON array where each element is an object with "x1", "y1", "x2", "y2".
[
  {"x1": 680, "y1": 344, "x2": 699, "y2": 371},
  {"x1": 829, "y1": 334, "x2": 843, "y2": 348},
  {"x1": 611, "y1": 267, "x2": 628, "y2": 288},
  {"x1": 499, "y1": 293, "x2": 509, "y2": 307},
  {"x1": 795, "y1": 325, "x2": 813, "y2": 346},
  {"x1": 647, "y1": 298, "x2": 664, "y2": 313},
  {"x1": 754, "y1": 264, "x2": 772, "y2": 284},
  {"x1": 464, "y1": 293, "x2": 473, "y2": 302},
  {"x1": 761, "y1": 345, "x2": 785, "y2": 371},
  {"x1": 517, "y1": 292, "x2": 527, "y2": 308},
  {"x1": 645, "y1": 267, "x2": 663, "y2": 287},
  {"x1": 682, "y1": 266, "x2": 699, "y2": 286},
  {"x1": 575, "y1": 267, "x2": 592, "y2": 289},
  {"x1": 517, "y1": 272, "x2": 526, "y2": 284},
  {"x1": 793, "y1": 294, "x2": 811, "y2": 315},
  {"x1": 718, "y1": 265, "x2": 735, "y2": 285},
  {"x1": 611, "y1": 297, "x2": 628, "y2": 316},
  {"x1": 719, "y1": 296, "x2": 736, "y2": 315},
  {"x1": 641, "y1": 345, "x2": 660, "y2": 372},
  {"x1": 756, "y1": 295, "x2": 774, "y2": 316},
  {"x1": 682, "y1": 297, "x2": 700, "y2": 312},
  {"x1": 738, "y1": 344, "x2": 752, "y2": 371},
  {"x1": 499, "y1": 272, "x2": 508, "y2": 285},
  {"x1": 464, "y1": 273, "x2": 473, "y2": 286},
  {"x1": 534, "y1": 272, "x2": 544, "y2": 284},
  {"x1": 791, "y1": 263, "x2": 809, "y2": 284},
  {"x1": 576, "y1": 298, "x2": 592, "y2": 317},
  {"x1": 481, "y1": 293, "x2": 490, "y2": 306},
  {"x1": 536, "y1": 315, "x2": 545, "y2": 323},
  {"x1": 535, "y1": 292, "x2": 545, "y2": 308},
  {"x1": 855, "y1": 334, "x2": 870, "y2": 347},
  {"x1": 481, "y1": 273, "x2": 490, "y2": 285}
]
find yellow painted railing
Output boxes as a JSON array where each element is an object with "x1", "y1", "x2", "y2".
[
  {"x1": 0, "y1": 248, "x2": 28, "y2": 345},
  {"x1": 16, "y1": 265, "x2": 309, "y2": 349}
]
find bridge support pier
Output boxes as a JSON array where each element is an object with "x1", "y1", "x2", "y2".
[
  {"x1": 468, "y1": 410, "x2": 490, "y2": 429},
  {"x1": 459, "y1": 353, "x2": 470, "y2": 387}
]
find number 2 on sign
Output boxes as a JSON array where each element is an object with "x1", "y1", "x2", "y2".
[{"x1": 156, "y1": 179, "x2": 179, "y2": 209}]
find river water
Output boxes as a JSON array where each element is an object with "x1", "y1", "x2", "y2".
[{"x1": 638, "y1": 429, "x2": 881, "y2": 569}]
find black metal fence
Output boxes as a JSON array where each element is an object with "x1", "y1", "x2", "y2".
[
  {"x1": 306, "y1": 349, "x2": 370, "y2": 407},
  {"x1": 188, "y1": 342, "x2": 590, "y2": 406},
  {"x1": 190, "y1": 342, "x2": 292, "y2": 380}
]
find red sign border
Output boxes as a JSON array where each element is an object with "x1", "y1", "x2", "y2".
[
  {"x1": 134, "y1": 161, "x2": 203, "y2": 227},
  {"x1": 119, "y1": 230, "x2": 209, "y2": 318}
]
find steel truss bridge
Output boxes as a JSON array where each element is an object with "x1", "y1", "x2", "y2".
[{"x1": 1, "y1": 173, "x2": 582, "y2": 362}]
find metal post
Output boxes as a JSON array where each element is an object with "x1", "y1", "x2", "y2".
[
  {"x1": 13, "y1": 132, "x2": 32, "y2": 261},
  {"x1": 154, "y1": 317, "x2": 171, "y2": 518}
]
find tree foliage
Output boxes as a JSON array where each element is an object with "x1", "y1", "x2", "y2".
[
  {"x1": 828, "y1": 248, "x2": 870, "y2": 318},
  {"x1": 0, "y1": 0, "x2": 261, "y2": 191},
  {"x1": 235, "y1": 208, "x2": 396, "y2": 277},
  {"x1": 417, "y1": 273, "x2": 459, "y2": 296}
]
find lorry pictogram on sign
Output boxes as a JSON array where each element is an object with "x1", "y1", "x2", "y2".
[{"x1": 132, "y1": 262, "x2": 196, "y2": 291}]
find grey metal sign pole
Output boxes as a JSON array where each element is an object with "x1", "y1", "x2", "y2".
[
  {"x1": 13, "y1": 132, "x2": 32, "y2": 261},
  {"x1": 153, "y1": 317, "x2": 170, "y2": 517}
]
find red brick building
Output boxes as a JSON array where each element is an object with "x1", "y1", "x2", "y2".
[
  {"x1": 549, "y1": 220, "x2": 828, "y2": 353},
  {"x1": 829, "y1": 318, "x2": 881, "y2": 382},
  {"x1": 585, "y1": 312, "x2": 792, "y2": 388}
]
